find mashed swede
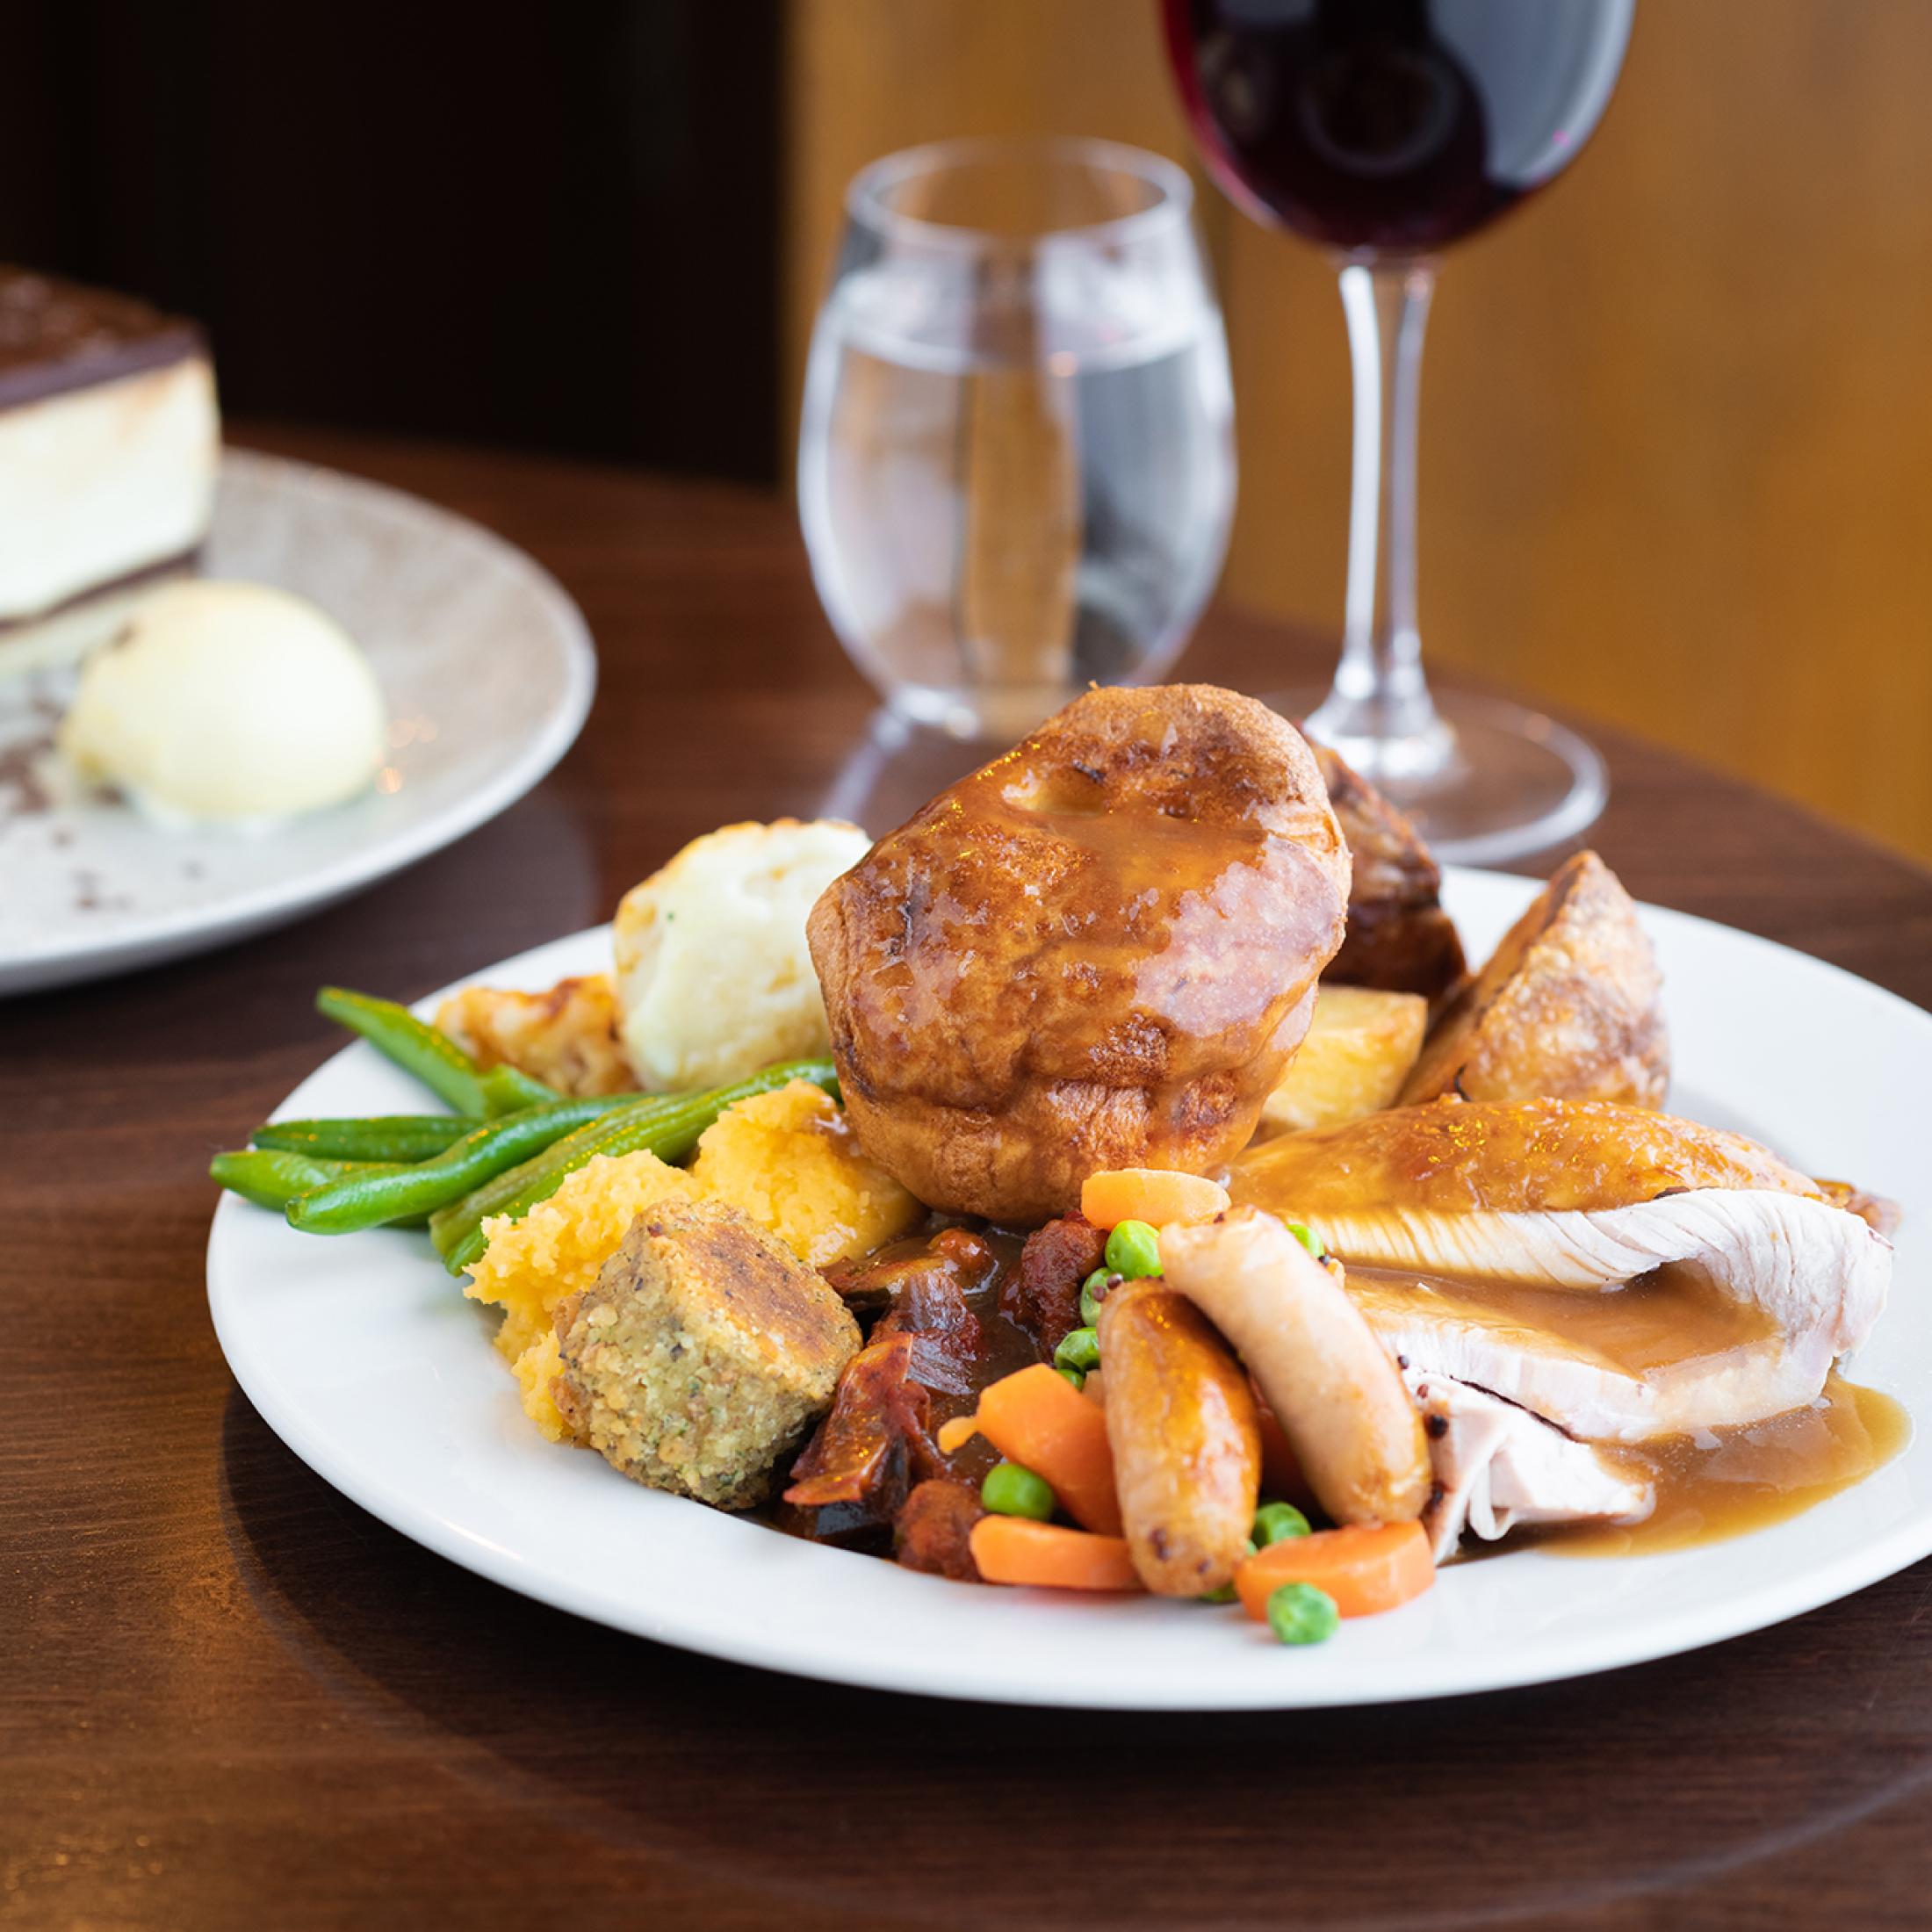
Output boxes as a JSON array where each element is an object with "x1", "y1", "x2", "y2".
[{"x1": 465, "y1": 1080, "x2": 918, "y2": 1440}]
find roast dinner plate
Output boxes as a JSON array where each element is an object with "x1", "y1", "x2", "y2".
[
  {"x1": 0, "y1": 450, "x2": 595, "y2": 997},
  {"x1": 205, "y1": 868, "x2": 1932, "y2": 1708}
]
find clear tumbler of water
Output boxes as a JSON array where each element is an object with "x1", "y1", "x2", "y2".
[{"x1": 799, "y1": 137, "x2": 1236, "y2": 742}]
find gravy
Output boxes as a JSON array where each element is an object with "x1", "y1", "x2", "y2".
[
  {"x1": 1349, "y1": 1263, "x2": 1776, "y2": 1376},
  {"x1": 1539, "y1": 1375, "x2": 1910, "y2": 1556}
]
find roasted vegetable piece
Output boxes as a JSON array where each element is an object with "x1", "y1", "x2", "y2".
[
  {"x1": 250, "y1": 1115, "x2": 487, "y2": 1161},
  {"x1": 316, "y1": 986, "x2": 560, "y2": 1116},
  {"x1": 968, "y1": 1517, "x2": 1143, "y2": 1591},
  {"x1": 1235, "y1": 1521, "x2": 1434, "y2": 1621},
  {"x1": 962, "y1": 1362, "x2": 1123, "y2": 1537},
  {"x1": 1398, "y1": 851, "x2": 1667, "y2": 1109},
  {"x1": 431, "y1": 1059, "x2": 840, "y2": 1275},
  {"x1": 285, "y1": 1097, "x2": 630, "y2": 1234},
  {"x1": 894, "y1": 1478, "x2": 984, "y2": 1581},
  {"x1": 1305, "y1": 736, "x2": 1467, "y2": 1006},
  {"x1": 1097, "y1": 1277, "x2": 1263, "y2": 1597}
]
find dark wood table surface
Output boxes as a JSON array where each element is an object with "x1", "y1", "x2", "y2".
[{"x1": 9, "y1": 425, "x2": 1932, "y2": 1932}]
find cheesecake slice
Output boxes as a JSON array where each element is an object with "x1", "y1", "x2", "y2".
[{"x1": 0, "y1": 268, "x2": 219, "y2": 647}]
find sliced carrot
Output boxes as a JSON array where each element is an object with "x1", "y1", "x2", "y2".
[
  {"x1": 936, "y1": 1414, "x2": 979, "y2": 1456},
  {"x1": 1235, "y1": 1521, "x2": 1434, "y2": 1621},
  {"x1": 974, "y1": 1364, "x2": 1122, "y2": 1535},
  {"x1": 970, "y1": 1517, "x2": 1143, "y2": 1592},
  {"x1": 1081, "y1": 1166, "x2": 1231, "y2": 1230}
]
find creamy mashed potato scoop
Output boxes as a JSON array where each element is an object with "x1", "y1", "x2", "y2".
[{"x1": 58, "y1": 579, "x2": 387, "y2": 826}]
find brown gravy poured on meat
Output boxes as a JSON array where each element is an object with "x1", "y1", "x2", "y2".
[
  {"x1": 1350, "y1": 1264, "x2": 1778, "y2": 1377},
  {"x1": 1343, "y1": 1265, "x2": 1907, "y2": 1554}
]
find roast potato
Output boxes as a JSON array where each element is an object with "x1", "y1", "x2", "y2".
[
  {"x1": 807, "y1": 684, "x2": 1352, "y2": 1222},
  {"x1": 1398, "y1": 850, "x2": 1668, "y2": 1107},
  {"x1": 1308, "y1": 737, "x2": 1467, "y2": 1007},
  {"x1": 1258, "y1": 984, "x2": 1428, "y2": 1136}
]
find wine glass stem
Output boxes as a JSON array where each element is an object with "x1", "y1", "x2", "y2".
[{"x1": 1308, "y1": 259, "x2": 1451, "y2": 777}]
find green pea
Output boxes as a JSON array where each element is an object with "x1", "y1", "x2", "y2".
[
  {"x1": 1199, "y1": 1539, "x2": 1257, "y2": 1604},
  {"x1": 1253, "y1": 1501, "x2": 1312, "y2": 1547},
  {"x1": 1079, "y1": 1267, "x2": 1116, "y2": 1326},
  {"x1": 1287, "y1": 1220, "x2": 1325, "y2": 1259},
  {"x1": 1104, "y1": 1219, "x2": 1163, "y2": 1280},
  {"x1": 981, "y1": 1460, "x2": 1056, "y2": 1521},
  {"x1": 1265, "y1": 1582, "x2": 1340, "y2": 1646},
  {"x1": 1054, "y1": 1326, "x2": 1101, "y2": 1375},
  {"x1": 1055, "y1": 1366, "x2": 1086, "y2": 1392}
]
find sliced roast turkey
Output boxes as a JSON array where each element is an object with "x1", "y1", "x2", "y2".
[
  {"x1": 1229, "y1": 1097, "x2": 1892, "y2": 1442},
  {"x1": 1403, "y1": 1370, "x2": 1652, "y2": 1561}
]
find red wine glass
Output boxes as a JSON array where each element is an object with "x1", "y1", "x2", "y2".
[{"x1": 1164, "y1": 0, "x2": 1635, "y2": 861}]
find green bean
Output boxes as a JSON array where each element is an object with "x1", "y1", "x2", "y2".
[
  {"x1": 433, "y1": 1057, "x2": 839, "y2": 1275},
  {"x1": 212, "y1": 1149, "x2": 407, "y2": 1212},
  {"x1": 480, "y1": 1064, "x2": 560, "y2": 1114},
  {"x1": 315, "y1": 986, "x2": 560, "y2": 1117},
  {"x1": 284, "y1": 1096, "x2": 628, "y2": 1235},
  {"x1": 250, "y1": 1115, "x2": 487, "y2": 1162}
]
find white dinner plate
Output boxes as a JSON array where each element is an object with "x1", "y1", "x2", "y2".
[
  {"x1": 0, "y1": 450, "x2": 595, "y2": 996},
  {"x1": 205, "y1": 869, "x2": 1932, "y2": 1708}
]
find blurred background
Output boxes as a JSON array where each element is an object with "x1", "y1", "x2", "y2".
[{"x1": 9, "y1": 0, "x2": 1930, "y2": 864}]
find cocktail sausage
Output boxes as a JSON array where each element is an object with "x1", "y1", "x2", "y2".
[
  {"x1": 1097, "y1": 1278, "x2": 1261, "y2": 1597},
  {"x1": 1161, "y1": 1208, "x2": 1431, "y2": 1525}
]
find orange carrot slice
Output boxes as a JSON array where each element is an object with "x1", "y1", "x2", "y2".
[
  {"x1": 936, "y1": 1414, "x2": 979, "y2": 1456},
  {"x1": 974, "y1": 1363, "x2": 1122, "y2": 1536},
  {"x1": 1080, "y1": 1167, "x2": 1230, "y2": 1230},
  {"x1": 1235, "y1": 1521, "x2": 1434, "y2": 1621},
  {"x1": 970, "y1": 1517, "x2": 1143, "y2": 1592}
]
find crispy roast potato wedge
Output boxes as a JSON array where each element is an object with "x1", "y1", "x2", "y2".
[
  {"x1": 1398, "y1": 851, "x2": 1668, "y2": 1107},
  {"x1": 1258, "y1": 984, "x2": 1428, "y2": 1136}
]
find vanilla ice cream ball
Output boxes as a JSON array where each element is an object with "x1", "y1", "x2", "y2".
[{"x1": 59, "y1": 580, "x2": 387, "y2": 825}]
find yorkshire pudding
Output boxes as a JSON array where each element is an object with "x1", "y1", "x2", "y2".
[{"x1": 806, "y1": 685, "x2": 1351, "y2": 1222}]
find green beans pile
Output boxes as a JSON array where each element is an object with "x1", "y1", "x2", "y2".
[
  {"x1": 429, "y1": 1060, "x2": 839, "y2": 1275},
  {"x1": 208, "y1": 981, "x2": 840, "y2": 1274}
]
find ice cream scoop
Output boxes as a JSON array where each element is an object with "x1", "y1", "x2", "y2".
[{"x1": 58, "y1": 580, "x2": 387, "y2": 825}]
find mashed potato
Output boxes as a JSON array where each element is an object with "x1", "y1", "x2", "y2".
[
  {"x1": 612, "y1": 818, "x2": 871, "y2": 1090},
  {"x1": 467, "y1": 1081, "x2": 918, "y2": 1440}
]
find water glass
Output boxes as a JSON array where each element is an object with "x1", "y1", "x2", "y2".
[{"x1": 799, "y1": 137, "x2": 1236, "y2": 741}]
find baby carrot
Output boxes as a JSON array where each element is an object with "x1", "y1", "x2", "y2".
[
  {"x1": 1080, "y1": 1167, "x2": 1230, "y2": 1231},
  {"x1": 969, "y1": 1517, "x2": 1143, "y2": 1592},
  {"x1": 970, "y1": 1364, "x2": 1122, "y2": 1536},
  {"x1": 1234, "y1": 1520, "x2": 1434, "y2": 1622}
]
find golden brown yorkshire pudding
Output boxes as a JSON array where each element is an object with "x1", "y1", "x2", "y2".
[
  {"x1": 807, "y1": 685, "x2": 1352, "y2": 1222},
  {"x1": 1398, "y1": 849, "x2": 1668, "y2": 1108}
]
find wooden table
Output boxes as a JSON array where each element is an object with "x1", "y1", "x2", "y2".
[{"x1": 9, "y1": 428, "x2": 1932, "y2": 1932}]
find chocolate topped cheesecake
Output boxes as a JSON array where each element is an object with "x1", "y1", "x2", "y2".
[{"x1": 0, "y1": 268, "x2": 219, "y2": 639}]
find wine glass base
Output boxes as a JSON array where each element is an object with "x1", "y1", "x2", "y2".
[{"x1": 1263, "y1": 686, "x2": 1609, "y2": 867}]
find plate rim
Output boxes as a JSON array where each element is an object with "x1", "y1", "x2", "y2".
[
  {"x1": 0, "y1": 448, "x2": 597, "y2": 996},
  {"x1": 205, "y1": 869, "x2": 1932, "y2": 1708}
]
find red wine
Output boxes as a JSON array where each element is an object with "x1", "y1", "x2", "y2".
[{"x1": 1163, "y1": 0, "x2": 1633, "y2": 254}]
